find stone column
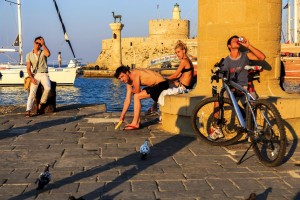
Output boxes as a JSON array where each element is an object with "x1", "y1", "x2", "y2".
[
  {"x1": 160, "y1": 0, "x2": 300, "y2": 138},
  {"x1": 109, "y1": 23, "x2": 124, "y2": 70},
  {"x1": 196, "y1": 0, "x2": 283, "y2": 97}
]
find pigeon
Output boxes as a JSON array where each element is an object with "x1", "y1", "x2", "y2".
[
  {"x1": 139, "y1": 139, "x2": 150, "y2": 160},
  {"x1": 246, "y1": 193, "x2": 257, "y2": 200},
  {"x1": 35, "y1": 164, "x2": 51, "y2": 190}
]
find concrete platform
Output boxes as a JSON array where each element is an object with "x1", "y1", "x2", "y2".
[
  {"x1": 160, "y1": 93, "x2": 300, "y2": 142},
  {"x1": 0, "y1": 104, "x2": 299, "y2": 199}
]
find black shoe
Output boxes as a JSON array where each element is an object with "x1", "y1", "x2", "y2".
[{"x1": 37, "y1": 103, "x2": 45, "y2": 115}]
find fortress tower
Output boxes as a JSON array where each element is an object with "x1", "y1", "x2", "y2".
[{"x1": 149, "y1": 3, "x2": 189, "y2": 39}]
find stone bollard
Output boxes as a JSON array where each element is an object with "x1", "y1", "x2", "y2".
[{"x1": 31, "y1": 81, "x2": 56, "y2": 114}]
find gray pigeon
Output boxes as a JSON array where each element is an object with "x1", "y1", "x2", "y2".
[
  {"x1": 140, "y1": 139, "x2": 150, "y2": 160},
  {"x1": 35, "y1": 164, "x2": 51, "y2": 190}
]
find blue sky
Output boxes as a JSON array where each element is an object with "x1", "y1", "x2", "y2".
[{"x1": 0, "y1": 0, "x2": 198, "y2": 65}]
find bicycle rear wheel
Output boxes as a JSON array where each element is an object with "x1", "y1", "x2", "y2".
[
  {"x1": 191, "y1": 97, "x2": 243, "y2": 146},
  {"x1": 248, "y1": 100, "x2": 286, "y2": 167}
]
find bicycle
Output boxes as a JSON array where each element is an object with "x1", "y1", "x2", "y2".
[{"x1": 191, "y1": 59, "x2": 287, "y2": 167}]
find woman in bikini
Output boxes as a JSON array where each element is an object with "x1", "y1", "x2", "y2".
[
  {"x1": 156, "y1": 40, "x2": 195, "y2": 107},
  {"x1": 167, "y1": 40, "x2": 194, "y2": 89}
]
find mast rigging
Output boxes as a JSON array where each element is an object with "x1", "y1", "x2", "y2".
[{"x1": 53, "y1": 0, "x2": 76, "y2": 58}]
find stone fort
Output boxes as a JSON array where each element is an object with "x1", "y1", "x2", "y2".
[{"x1": 95, "y1": 3, "x2": 197, "y2": 70}]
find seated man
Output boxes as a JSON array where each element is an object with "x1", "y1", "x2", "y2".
[
  {"x1": 114, "y1": 66, "x2": 169, "y2": 130},
  {"x1": 209, "y1": 35, "x2": 266, "y2": 141}
]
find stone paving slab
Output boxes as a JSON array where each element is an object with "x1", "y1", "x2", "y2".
[{"x1": 0, "y1": 104, "x2": 300, "y2": 200}]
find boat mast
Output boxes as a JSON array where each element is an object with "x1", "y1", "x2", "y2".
[
  {"x1": 52, "y1": 0, "x2": 76, "y2": 58},
  {"x1": 17, "y1": 0, "x2": 23, "y2": 64},
  {"x1": 293, "y1": 0, "x2": 299, "y2": 43},
  {"x1": 4, "y1": 0, "x2": 23, "y2": 64},
  {"x1": 288, "y1": 1, "x2": 291, "y2": 42}
]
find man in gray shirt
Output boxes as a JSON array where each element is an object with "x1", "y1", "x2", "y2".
[
  {"x1": 25, "y1": 36, "x2": 51, "y2": 117},
  {"x1": 209, "y1": 35, "x2": 266, "y2": 140}
]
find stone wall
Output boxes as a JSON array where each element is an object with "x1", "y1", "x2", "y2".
[
  {"x1": 95, "y1": 17, "x2": 197, "y2": 69},
  {"x1": 95, "y1": 37, "x2": 197, "y2": 69}
]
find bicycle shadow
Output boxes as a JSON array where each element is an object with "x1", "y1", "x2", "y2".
[
  {"x1": 281, "y1": 119, "x2": 298, "y2": 164},
  {"x1": 234, "y1": 119, "x2": 298, "y2": 165}
]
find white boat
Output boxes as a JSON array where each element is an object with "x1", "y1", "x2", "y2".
[
  {"x1": 0, "y1": 59, "x2": 79, "y2": 86},
  {"x1": 0, "y1": 0, "x2": 79, "y2": 86}
]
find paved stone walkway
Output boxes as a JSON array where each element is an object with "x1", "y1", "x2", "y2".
[{"x1": 0, "y1": 104, "x2": 299, "y2": 200}]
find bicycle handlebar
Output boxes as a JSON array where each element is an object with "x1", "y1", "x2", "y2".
[
  {"x1": 210, "y1": 58, "x2": 263, "y2": 83},
  {"x1": 210, "y1": 58, "x2": 225, "y2": 83}
]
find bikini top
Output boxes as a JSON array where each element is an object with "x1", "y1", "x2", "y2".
[
  {"x1": 181, "y1": 67, "x2": 193, "y2": 73},
  {"x1": 181, "y1": 60, "x2": 194, "y2": 74}
]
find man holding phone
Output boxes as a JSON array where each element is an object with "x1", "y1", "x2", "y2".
[{"x1": 25, "y1": 36, "x2": 51, "y2": 117}]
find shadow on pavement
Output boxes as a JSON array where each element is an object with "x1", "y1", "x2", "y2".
[
  {"x1": 56, "y1": 104, "x2": 105, "y2": 112},
  {"x1": 282, "y1": 119, "x2": 298, "y2": 164},
  {"x1": 8, "y1": 135, "x2": 195, "y2": 200},
  {"x1": 0, "y1": 106, "x2": 105, "y2": 140}
]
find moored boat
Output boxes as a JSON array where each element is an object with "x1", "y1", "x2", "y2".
[
  {"x1": 0, "y1": 0, "x2": 79, "y2": 86},
  {"x1": 0, "y1": 59, "x2": 79, "y2": 86}
]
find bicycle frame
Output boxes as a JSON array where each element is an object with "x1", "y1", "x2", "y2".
[{"x1": 219, "y1": 78, "x2": 257, "y2": 132}]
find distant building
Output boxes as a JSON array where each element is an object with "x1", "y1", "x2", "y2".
[{"x1": 95, "y1": 3, "x2": 197, "y2": 70}]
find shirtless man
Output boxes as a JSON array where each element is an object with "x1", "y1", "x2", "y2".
[{"x1": 114, "y1": 66, "x2": 169, "y2": 130}]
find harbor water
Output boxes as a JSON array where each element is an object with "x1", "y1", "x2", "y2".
[
  {"x1": 0, "y1": 77, "x2": 299, "y2": 112},
  {"x1": 0, "y1": 77, "x2": 154, "y2": 112}
]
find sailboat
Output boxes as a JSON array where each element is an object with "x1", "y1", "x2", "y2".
[{"x1": 0, "y1": 0, "x2": 79, "y2": 86}]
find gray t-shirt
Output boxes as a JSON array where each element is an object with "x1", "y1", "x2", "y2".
[
  {"x1": 25, "y1": 50, "x2": 48, "y2": 73},
  {"x1": 223, "y1": 51, "x2": 250, "y2": 86}
]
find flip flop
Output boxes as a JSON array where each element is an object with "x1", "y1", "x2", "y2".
[{"x1": 123, "y1": 125, "x2": 140, "y2": 130}]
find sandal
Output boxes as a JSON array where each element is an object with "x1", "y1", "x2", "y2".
[{"x1": 25, "y1": 111, "x2": 31, "y2": 118}]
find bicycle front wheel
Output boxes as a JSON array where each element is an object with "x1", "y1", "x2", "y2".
[
  {"x1": 248, "y1": 100, "x2": 286, "y2": 167},
  {"x1": 191, "y1": 97, "x2": 243, "y2": 146}
]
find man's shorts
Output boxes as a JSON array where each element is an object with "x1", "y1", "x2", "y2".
[{"x1": 143, "y1": 80, "x2": 169, "y2": 102}]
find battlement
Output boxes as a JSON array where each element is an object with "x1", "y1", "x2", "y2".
[{"x1": 149, "y1": 19, "x2": 190, "y2": 39}]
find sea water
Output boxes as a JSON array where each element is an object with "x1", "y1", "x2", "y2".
[
  {"x1": 0, "y1": 77, "x2": 154, "y2": 112},
  {"x1": 0, "y1": 77, "x2": 299, "y2": 112}
]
